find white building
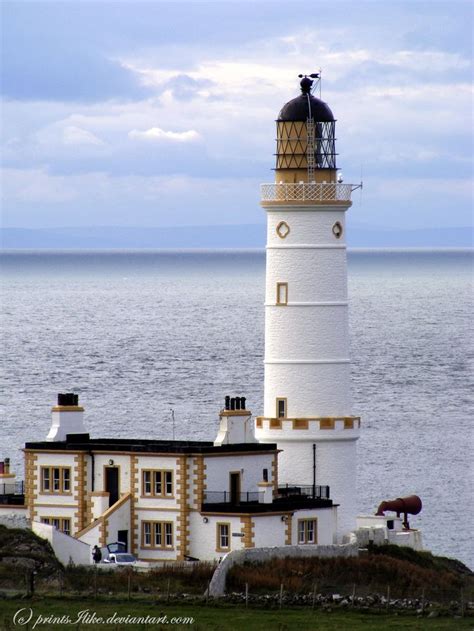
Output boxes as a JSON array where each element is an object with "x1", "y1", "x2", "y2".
[
  {"x1": 0, "y1": 77, "x2": 423, "y2": 562},
  {"x1": 0, "y1": 393, "x2": 338, "y2": 562},
  {"x1": 255, "y1": 75, "x2": 361, "y2": 540}
]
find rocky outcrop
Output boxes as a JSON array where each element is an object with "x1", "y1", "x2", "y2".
[{"x1": 0, "y1": 524, "x2": 63, "y2": 578}]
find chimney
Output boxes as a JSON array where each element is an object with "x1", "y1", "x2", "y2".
[
  {"x1": 214, "y1": 396, "x2": 256, "y2": 446},
  {"x1": 46, "y1": 393, "x2": 86, "y2": 442}
]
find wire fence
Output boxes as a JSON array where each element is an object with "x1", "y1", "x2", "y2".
[{"x1": 1, "y1": 567, "x2": 472, "y2": 615}]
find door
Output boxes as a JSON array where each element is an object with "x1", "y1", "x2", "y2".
[
  {"x1": 229, "y1": 472, "x2": 241, "y2": 505},
  {"x1": 105, "y1": 467, "x2": 119, "y2": 507},
  {"x1": 117, "y1": 530, "x2": 128, "y2": 552}
]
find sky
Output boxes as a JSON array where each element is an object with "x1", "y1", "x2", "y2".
[{"x1": 1, "y1": 0, "x2": 472, "y2": 232}]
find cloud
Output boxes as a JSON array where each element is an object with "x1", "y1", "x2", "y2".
[
  {"x1": 1, "y1": 2, "x2": 472, "y2": 233},
  {"x1": 128, "y1": 127, "x2": 201, "y2": 143},
  {"x1": 62, "y1": 126, "x2": 104, "y2": 146}
]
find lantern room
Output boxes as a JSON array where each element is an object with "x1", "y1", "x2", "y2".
[{"x1": 275, "y1": 75, "x2": 337, "y2": 184}]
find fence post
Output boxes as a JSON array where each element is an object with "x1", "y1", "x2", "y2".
[
  {"x1": 279, "y1": 583, "x2": 284, "y2": 610},
  {"x1": 352, "y1": 583, "x2": 356, "y2": 608},
  {"x1": 166, "y1": 577, "x2": 171, "y2": 603},
  {"x1": 312, "y1": 583, "x2": 317, "y2": 611},
  {"x1": 460, "y1": 588, "x2": 464, "y2": 618},
  {"x1": 205, "y1": 580, "x2": 210, "y2": 605},
  {"x1": 127, "y1": 568, "x2": 132, "y2": 601},
  {"x1": 94, "y1": 564, "x2": 98, "y2": 600},
  {"x1": 386, "y1": 585, "x2": 390, "y2": 612},
  {"x1": 245, "y1": 583, "x2": 249, "y2": 609},
  {"x1": 421, "y1": 587, "x2": 425, "y2": 615}
]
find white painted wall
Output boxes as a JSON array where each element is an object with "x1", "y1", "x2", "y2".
[
  {"x1": 77, "y1": 521, "x2": 101, "y2": 547},
  {"x1": 33, "y1": 521, "x2": 91, "y2": 566},
  {"x1": 265, "y1": 248, "x2": 348, "y2": 303},
  {"x1": 289, "y1": 507, "x2": 337, "y2": 546},
  {"x1": 188, "y1": 512, "x2": 245, "y2": 561},
  {"x1": 134, "y1": 455, "x2": 180, "y2": 510},
  {"x1": 265, "y1": 306, "x2": 349, "y2": 360},
  {"x1": 204, "y1": 454, "x2": 274, "y2": 497},
  {"x1": 274, "y1": 439, "x2": 357, "y2": 540},
  {"x1": 214, "y1": 413, "x2": 257, "y2": 446},
  {"x1": 262, "y1": 364, "x2": 352, "y2": 419},
  {"x1": 135, "y1": 511, "x2": 179, "y2": 561},
  {"x1": 46, "y1": 410, "x2": 86, "y2": 442},
  {"x1": 252, "y1": 514, "x2": 286, "y2": 548},
  {"x1": 266, "y1": 210, "x2": 348, "y2": 247},
  {"x1": 260, "y1": 201, "x2": 360, "y2": 542},
  {"x1": 34, "y1": 453, "x2": 77, "y2": 507},
  {"x1": 93, "y1": 454, "x2": 131, "y2": 495}
]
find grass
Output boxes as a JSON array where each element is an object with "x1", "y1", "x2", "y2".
[
  {"x1": 0, "y1": 597, "x2": 471, "y2": 631},
  {"x1": 226, "y1": 547, "x2": 473, "y2": 601}
]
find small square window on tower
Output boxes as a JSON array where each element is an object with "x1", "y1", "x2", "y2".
[
  {"x1": 276, "y1": 282, "x2": 288, "y2": 305},
  {"x1": 276, "y1": 398, "x2": 287, "y2": 418}
]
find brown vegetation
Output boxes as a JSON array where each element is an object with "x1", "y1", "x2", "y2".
[{"x1": 227, "y1": 546, "x2": 473, "y2": 601}]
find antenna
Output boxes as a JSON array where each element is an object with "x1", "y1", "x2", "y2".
[{"x1": 170, "y1": 408, "x2": 176, "y2": 440}]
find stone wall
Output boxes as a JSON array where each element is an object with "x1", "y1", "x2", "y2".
[{"x1": 0, "y1": 513, "x2": 30, "y2": 530}]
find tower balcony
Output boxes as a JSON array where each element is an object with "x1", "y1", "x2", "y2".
[{"x1": 261, "y1": 182, "x2": 356, "y2": 206}]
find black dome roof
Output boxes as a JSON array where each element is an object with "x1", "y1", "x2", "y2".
[{"x1": 278, "y1": 94, "x2": 335, "y2": 122}]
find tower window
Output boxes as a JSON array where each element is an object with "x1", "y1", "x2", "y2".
[
  {"x1": 276, "y1": 398, "x2": 287, "y2": 418},
  {"x1": 276, "y1": 282, "x2": 288, "y2": 305},
  {"x1": 332, "y1": 222, "x2": 343, "y2": 238},
  {"x1": 276, "y1": 221, "x2": 290, "y2": 239}
]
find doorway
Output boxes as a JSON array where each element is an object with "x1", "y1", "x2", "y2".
[
  {"x1": 229, "y1": 472, "x2": 241, "y2": 505},
  {"x1": 117, "y1": 530, "x2": 128, "y2": 551},
  {"x1": 104, "y1": 467, "x2": 119, "y2": 507}
]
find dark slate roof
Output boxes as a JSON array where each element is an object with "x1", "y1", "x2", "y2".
[
  {"x1": 24, "y1": 434, "x2": 278, "y2": 455},
  {"x1": 278, "y1": 94, "x2": 335, "y2": 122}
]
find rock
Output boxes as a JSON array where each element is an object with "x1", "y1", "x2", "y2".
[{"x1": 428, "y1": 611, "x2": 439, "y2": 618}]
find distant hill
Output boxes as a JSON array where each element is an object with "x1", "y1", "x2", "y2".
[{"x1": 1, "y1": 225, "x2": 472, "y2": 249}]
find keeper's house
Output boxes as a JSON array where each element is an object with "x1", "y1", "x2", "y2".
[{"x1": 0, "y1": 393, "x2": 337, "y2": 563}]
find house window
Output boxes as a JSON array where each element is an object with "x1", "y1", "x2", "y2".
[
  {"x1": 142, "y1": 470, "x2": 174, "y2": 497},
  {"x1": 263, "y1": 468, "x2": 268, "y2": 482},
  {"x1": 276, "y1": 398, "x2": 287, "y2": 418},
  {"x1": 53, "y1": 468, "x2": 60, "y2": 491},
  {"x1": 143, "y1": 522, "x2": 151, "y2": 546},
  {"x1": 142, "y1": 521, "x2": 174, "y2": 549},
  {"x1": 165, "y1": 471, "x2": 173, "y2": 495},
  {"x1": 216, "y1": 523, "x2": 230, "y2": 551},
  {"x1": 298, "y1": 518, "x2": 317, "y2": 544},
  {"x1": 41, "y1": 517, "x2": 71, "y2": 536},
  {"x1": 276, "y1": 282, "x2": 288, "y2": 305},
  {"x1": 154, "y1": 523, "x2": 162, "y2": 547},
  {"x1": 40, "y1": 467, "x2": 71, "y2": 494},
  {"x1": 165, "y1": 522, "x2": 173, "y2": 547},
  {"x1": 143, "y1": 471, "x2": 152, "y2": 494}
]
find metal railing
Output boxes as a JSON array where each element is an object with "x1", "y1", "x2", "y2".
[
  {"x1": 277, "y1": 484, "x2": 330, "y2": 500},
  {"x1": 0, "y1": 481, "x2": 24, "y2": 496},
  {"x1": 203, "y1": 491, "x2": 263, "y2": 505},
  {"x1": 261, "y1": 182, "x2": 354, "y2": 202}
]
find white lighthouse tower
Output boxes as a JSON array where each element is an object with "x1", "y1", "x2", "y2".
[{"x1": 256, "y1": 75, "x2": 361, "y2": 540}]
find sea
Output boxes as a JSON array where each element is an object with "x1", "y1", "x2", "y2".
[{"x1": 1, "y1": 249, "x2": 472, "y2": 568}]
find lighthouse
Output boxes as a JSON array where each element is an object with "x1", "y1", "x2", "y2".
[{"x1": 255, "y1": 75, "x2": 361, "y2": 540}]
